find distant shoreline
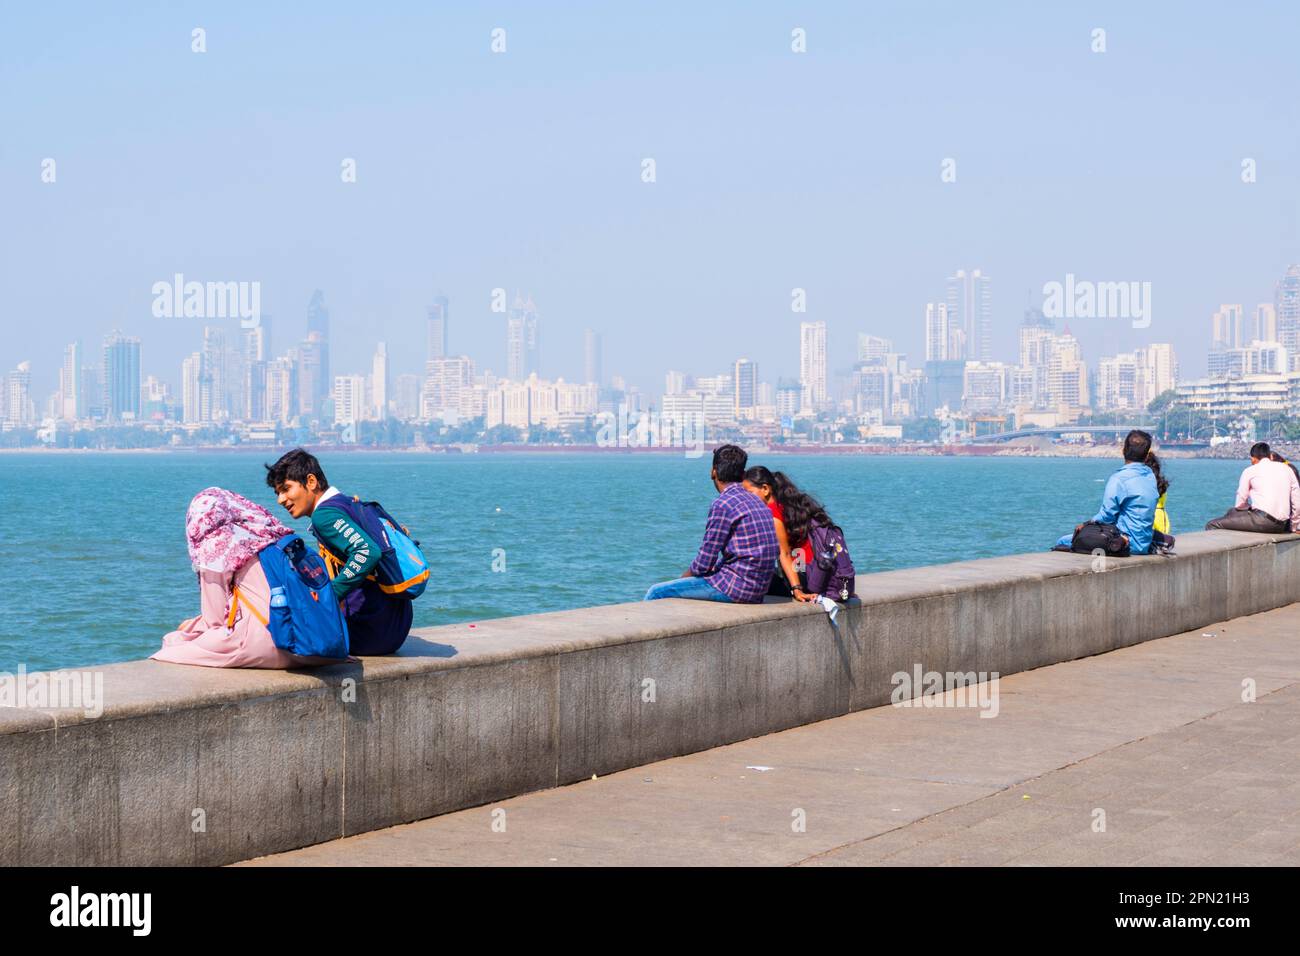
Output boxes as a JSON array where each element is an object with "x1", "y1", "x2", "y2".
[{"x1": 0, "y1": 442, "x2": 1269, "y2": 460}]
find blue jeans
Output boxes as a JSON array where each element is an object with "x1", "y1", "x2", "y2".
[{"x1": 643, "y1": 576, "x2": 733, "y2": 602}]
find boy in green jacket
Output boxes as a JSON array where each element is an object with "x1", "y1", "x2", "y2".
[{"x1": 265, "y1": 448, "x2": 413, "y2": 655}]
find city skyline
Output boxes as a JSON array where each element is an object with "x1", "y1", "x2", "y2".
[{"x1": 4, "y1": 5, "x2": 1298, "y2": 402}]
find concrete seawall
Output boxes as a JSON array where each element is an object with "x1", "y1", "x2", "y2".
[{"x1": 3, "y1": 529, "x2": 1298, "y2": 866}]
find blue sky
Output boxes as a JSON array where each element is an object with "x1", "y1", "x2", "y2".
[{"x1": 2, "y1": 1, "x2": 1297, "y2": 397}]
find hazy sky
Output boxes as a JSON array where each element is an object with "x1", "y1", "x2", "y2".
[{"x1": 3, "y1": 1, "x2": 1298, "y2": 399}]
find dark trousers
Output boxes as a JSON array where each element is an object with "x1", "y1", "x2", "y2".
[
  {"x1": 1204, "y1": 507, "x2": 1289, "y2": 534},
  {"x1": 347, "y1": 579, "x2": 414, "y2": 655},
  {"x1": 768, "y1": 569, "x2": 808, "y2": 597}
]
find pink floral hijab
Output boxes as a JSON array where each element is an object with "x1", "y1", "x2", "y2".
[{"x1": 185, "y1": 487, "x2": 294, "y2": 573}]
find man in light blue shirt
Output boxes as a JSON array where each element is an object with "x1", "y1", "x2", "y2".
[{"x1": 1054, "y1": 430, "x2": 1159, "y2": 555}]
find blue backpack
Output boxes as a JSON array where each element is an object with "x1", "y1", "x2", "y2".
[
  {"x1": 229, "y1": 534, "x2": 350, "y2": 660},
  {"x1": 316, "y1": 496, "x2": 429, "y2": 600}
]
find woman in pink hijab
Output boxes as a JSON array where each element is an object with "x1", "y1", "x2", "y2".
[{"x1": 153, "y1": 487, "x2": 337, "y2": 669}]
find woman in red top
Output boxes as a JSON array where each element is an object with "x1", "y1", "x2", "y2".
[{"x1": 743, "y1": 466, "x2": 815, "y2": 602}]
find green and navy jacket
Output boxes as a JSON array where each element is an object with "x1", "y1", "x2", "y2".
[{"x1": 309, "y1": 487, "x2": 383, "y2": 602}]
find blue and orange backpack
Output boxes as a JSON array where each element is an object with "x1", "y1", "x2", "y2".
[{"x1": 314, "y1": 496, "x2": 430, "y2": 600}]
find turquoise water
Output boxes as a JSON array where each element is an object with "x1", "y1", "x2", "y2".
[{"x1": 0, "y1": 451, "x2": 1247, "y2": 672}]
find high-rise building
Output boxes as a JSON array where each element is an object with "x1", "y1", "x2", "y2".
[
  {"x1": 852, "y1": 362, "x2": 891, "y2": 416},
  {"x1": 1254, "y1": 303, "x2": 1278, "y2": 344},
  {"x1": 775, "y1": 381, "x2": 802, "y2": 419},
  {"x1": 664, "y1": 370, "x2": 687, "y2": 396},
  {"x1": 1211, "y1": 304, "x2": 1245, "y2": 350},
  {"x1": 946, "y1": 269, "x2": 992, "y2": 361},
  {"x1": 199, "y1": 327, "x2": 228, "y2": 422},
  {"x1": 241, "y1": 315, "x2": 271, "y2": 364},
  {"x1": 857, "y1": 334, "x2": 892, "y2": 364},
  {"x1": 422, "y1": 356, "x2": 477, "y2": 420},
  {"x1": 1276, "y1": 265, "x2": 1300, "y2": 369},
  {"x1": 297, "y1": 332, "x2": 327, "y2": 419},
  {"x1": 237, "y1": 322, "x2": 270, "y2": 421},
  {"x1": 799, "y1": 321, "x2": 827, "y2": 413},
  {"x1": 584, "y1": 328, "x2": 603, "y2": 386},
  {"x1": 962, "y1": 361, "x2": 1008, "y2": 413},
  {"x1": 924, "y1": 303, "x2": 950, "y2": 362},
  {"x1": 181, "y1": 352, "x2": 203, "y2": 424},
  {"x1": 733, "y1": 358, "x2": 758, "y2": 419},
  {"x1": 427, "y1": 296, "x2": 449, "y2": 362},
  {"x1": 334, "y1": 374, "x2": 367, "y2": 426},
  {"x1": 4, "y1": 362, "x2": 35, "y2": 426},
  {"x1": 102, "y1": 331, "x2": 142, "y2": 421},
  {"x1": 506, "y1": 293, "x2": 539, "y2": 379},
  {"x1": 141, "y1": 375, "x2": 171, "y2": 421},
  {"x1": 1097, "y1": 353, "x2": 1139, "y2": 410},
  {"x1": 306, "y1": 289, "x2": 331, "y2": 403},
  {"x1": 371, "y1": 342, "x2": 389, "y2": 420},
  {"x1": 1046, "y1": 332, "x2": 1089, "y2": 415},
  {"x1": 266, "y1": 356, "x2": 297, "y2": 425},
  {"x1": 394, "y1": 373, "x2": 420, "y2": 421},
  {"x1": 59, "y1": 342, "x2": 83, "y2": 420},
  {"x1": 1138, "y1": 343, "x2": 1178, "y2": 405}
]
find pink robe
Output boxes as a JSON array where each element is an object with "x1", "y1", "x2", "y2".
[{"x1": 153, "y1": 559, "x2": 337, "y2": 669}]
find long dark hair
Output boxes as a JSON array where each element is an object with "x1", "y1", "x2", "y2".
[
  {"x1": 770, "y1": 471, "x2": 833, "y2": 546},
  {"x1": 744, "y1": 465, "x2": 776, "y2": 492},
  {"x1": 1145, "y1": 450, "x2": 1169, "y2": 497},
  {"x1": 1270, "y1": 451, "x2": 1300, "y2": 485}
]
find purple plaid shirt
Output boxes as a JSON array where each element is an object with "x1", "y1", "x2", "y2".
[{"x1": 688, "y1": 483, "x2": 780, "y2": 603}]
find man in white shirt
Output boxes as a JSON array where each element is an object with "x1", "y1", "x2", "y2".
[{"x1": 1205, "y1": 442, "x2": 1300, "y2": 534}]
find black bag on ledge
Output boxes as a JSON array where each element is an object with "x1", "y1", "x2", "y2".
[{"x1": 1068, "y1": 521, "x2": 1131, "y2": 557}]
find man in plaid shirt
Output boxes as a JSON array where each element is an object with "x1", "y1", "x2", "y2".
[{"x1": 644, "y1": 444, "x2": 779, "y2": 603}]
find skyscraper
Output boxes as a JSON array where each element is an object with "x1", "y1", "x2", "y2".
[
  {"x1": 427, "y1": 296, "x2": 449, "y2": 362},
  {"x1": 240, "y1": 320, "x2": 270, "y2": 421},
  {"x1": 1211, "y1": 304, "x2": 1244, "y2": 349},
  {"x1": 924, "y1": 303, "x2": 950, "y2": 361},
  {"x1": 102, "y1": 331, "x2": 142, "y2": 421},
  {"x1": 584, "y1": 328, "x2": 603, "y2": 386},
  {"x1": 59, "y1": 341, "x2": 83, "y2": 420},
  {"x1": 506, "y1": 293, "x2": 539, "y2": 380},
  {"x1": 333, "y1": 374, "x2": 367, "y2": 426},
  {"x1": 733, "y1": 358, "x2": 757, "y2": 419},
  {"x1": 266, "y1": 355, "x2": 297, "y2": 425},
  {"x1": 857, "y1": 334, "x2": 892, "y2": 364},
  {"x1": 306, "y1": 289, "x2": 331, "y2": 401},
  {"x1": 4, "y1": 362, "x2": 34, "y2": 426},
  {"x1": 182, "y1": 352, "x2": 203, "y2": 423},
  {"x1": 372, "y1": 342, "x2": 389, "y2": 420},
  {"x1": 946, "y1": 269, "x2": 992, "y2": 361},
  {"x1": 1254, "y1": 303, "x2": 1277, "y2": 343},
  {"x1": 1275, "y1": 265, "x2": 1300, "y2": 369},
  {"x1": 297, "y1": 332, "x2": 327, "y2": 419},
  {"x1": 201, "y1": 327, "x2": 228, "y2": 421},
  {"x1": 799, "y1": 321, "x2": 827, "y2": 413}
]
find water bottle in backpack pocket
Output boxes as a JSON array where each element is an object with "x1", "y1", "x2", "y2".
[{"x1": 255, "y1": 534, "x2": 350, "y2": 659}]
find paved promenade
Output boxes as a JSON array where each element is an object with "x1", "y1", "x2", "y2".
[{"x1": 242, "y1": 603, "x2": 1300, "y2": 866}]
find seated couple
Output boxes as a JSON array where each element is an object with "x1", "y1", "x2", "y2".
[
  {"x1": 1203, "y1": 442, "x2": 1300, "y2": 534},
  {"x1": 152, "y1": 449, "x2": 413, "y2": 669},
  {"x1": 643, "y1": 444, "x2": 842, "y2": 605},
  {"x1": 1052, "y1": 429, "x2": 1171, "y2": 557}
]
